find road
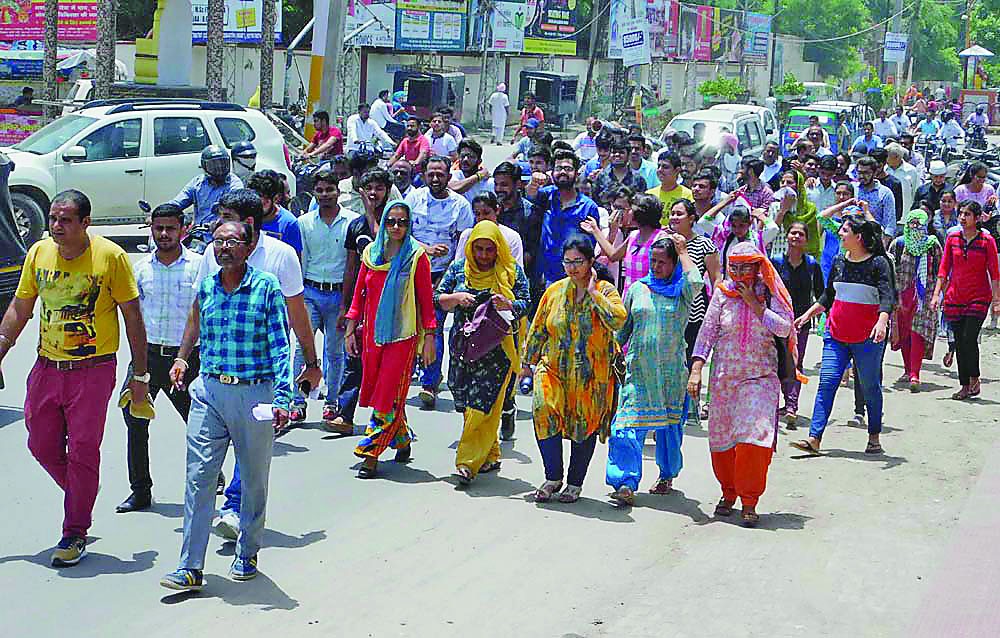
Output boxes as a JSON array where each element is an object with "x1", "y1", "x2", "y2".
[{"x1": 3, "y1": 140, "x2": 1000, "y2": 637}]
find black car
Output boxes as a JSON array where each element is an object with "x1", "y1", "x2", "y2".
[{"x1": 0, "y1": 152, "x2": 27, "y2": 313}]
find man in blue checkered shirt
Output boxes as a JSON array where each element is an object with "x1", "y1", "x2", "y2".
[{"x1": 160, "y1": 220, "x2": 290, "y2": 592}]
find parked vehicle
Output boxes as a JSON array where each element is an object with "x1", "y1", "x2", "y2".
[
  {"x1": 663, "y1": 109, "x2": 767, "y2": 158},
  {"x1": 782, "y1": 101, "x2": 875, "y2": 156},
  {"x1": 802, "y1": 82, "x2": 840, "y2": 103},
  {"x1": 393, "y1": 71, "x2": 466, "y2": 124},
  {"x1": 0, "y1": 151, "x2": 26, "y2": 313},
  {"x1": 2, "y1": 99, "x2": 295, "y2": 245},
  {"x1": 518, "y1": 70, "x2": 579, "y2": 130},
  {"x1": 709, "y1": 103, "x2": 780, "y2": 145}
]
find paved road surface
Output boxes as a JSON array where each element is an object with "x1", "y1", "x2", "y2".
[{"x1": 3, "y1": 140, "x2": 1000, "y2": 636}]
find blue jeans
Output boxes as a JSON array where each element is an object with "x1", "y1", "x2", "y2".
[
  {"x1": 810, "y1": 336, "x2": 886, "y2": 439},
  {"x1": 606, "y1": 425, "x2": 684, "y2": 492},
  {"x1": 292, "y1": 285, "x2": 346, "y2": 407},
  {"x1": 418, "y1": 306, "x2": 447, "y2": 390},
  {"x1": 179, "y1": 376, "x2": 274, "y2": 569}
]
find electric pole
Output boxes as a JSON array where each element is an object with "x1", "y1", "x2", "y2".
[
  {"x1": 260, "y1": 0, "x2": 277, "y2": 110},
  {"x1": 318, "y1": 0, "x2": 348, "y2": 120},
  {"x1": 206, "y1": 0, "x2": 225, "y2": 101},
  {"x1": 95, "y1": 0, "x2": 117, "y2": 100},
  {"x1": 477, "y1": 0, "x2": 495, "y2": 128},
  {"x1": 890, "y1": 0, "x2": 904, "y2": 85},
  {"x1": 579, "y1": 0, "x2": 608, "y2": 122}
]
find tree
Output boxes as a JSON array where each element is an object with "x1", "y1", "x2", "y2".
[
  {"x1": 96, "y1": 0, "x2": 117, "y2": 99},
  {"x1": 43, "y1": 0, "x2": 57, "y2": 120},
  {"x1": 781, "y1": 0, "x2": 870, "y2": 78},
  {"x1": 206, "y1": 0, "x2": 225, "y2": 100},
  {"x1": 260, "y1": 0, "x2": 277, "y2": 109}
]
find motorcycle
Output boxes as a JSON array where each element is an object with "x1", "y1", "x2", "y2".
[
  {"x1": 136, "y1": 200, "x2": 212, "y2": 255},
  {"x1": 968, "y1": 124, "x2": 988, "y2": 151},
  {"x1": 289, "y1": 156, "x2": 331, "y2": 217}
]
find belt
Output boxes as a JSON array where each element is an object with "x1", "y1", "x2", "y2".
[
  {"x1": 38, "y1": 353, "x2": 116, "y2": 371},
  {"x1": 205, "y1": 373, "x2": 269, "y2": 386},
  {"x1": 148, "y1": 343, "x2": 181, "y2": 358},
  {"x1": 304, "y1": 279, "x2": 343, "y2": 292}
]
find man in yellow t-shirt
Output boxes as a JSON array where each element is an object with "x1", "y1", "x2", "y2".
[
  {"x1": 0, "y1": 190, "x2": 148, "y2": 568},
  {"x1": 649, "y1": 151, "x2": 692, "y2": 226}
]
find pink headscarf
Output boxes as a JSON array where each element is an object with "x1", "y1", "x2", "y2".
[
  {"x1": 497, "y1": 83, "x2": 506, "y2": 92},
  {"x1": 720, "y1": 132, "x2": 739, "y2": 152}
]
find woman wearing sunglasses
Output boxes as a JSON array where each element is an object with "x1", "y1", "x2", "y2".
[{"x1": 345, "y1": 200, "x2": 437, "y2": 479}]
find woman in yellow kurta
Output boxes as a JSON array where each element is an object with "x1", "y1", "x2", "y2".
[{"x1": 521, "y1": 237, "x2": 627, "y2": 503}]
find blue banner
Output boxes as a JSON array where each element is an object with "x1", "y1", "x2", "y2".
[{"x1": 395, "y1": 1, "x2": 468, "y2": 52}]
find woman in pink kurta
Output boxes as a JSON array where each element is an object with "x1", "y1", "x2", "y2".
[
  {"x1": 345, "y1": 200, "x2": 437, "y2": 478},
  {"x1": 688, "y1": 243, "x2": 794, "y2": 526}
]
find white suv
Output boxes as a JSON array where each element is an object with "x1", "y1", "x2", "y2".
[{"x1": 3, "y1": 99, "x2": 295, "y2": 245}]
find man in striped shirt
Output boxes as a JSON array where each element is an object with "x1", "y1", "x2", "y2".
[{"x1": 161, "y1": 220, "x2": 291, "y2": 592}]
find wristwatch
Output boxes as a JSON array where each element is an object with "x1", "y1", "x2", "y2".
[
  {"x1": 132, "y1": 372, "x2": 151, "y2": 384},
  {"x1": 305, "y1": 359, "x2": 321, "y2": 370}
]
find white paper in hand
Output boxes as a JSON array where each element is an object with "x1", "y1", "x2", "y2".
[{"x1": 252, "y1": 403, "x2": 273, "y2": 421}]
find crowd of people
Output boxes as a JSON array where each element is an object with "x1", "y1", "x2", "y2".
[{"x1": 2, "y1": 91, "x2": 1000, "y2": 592}]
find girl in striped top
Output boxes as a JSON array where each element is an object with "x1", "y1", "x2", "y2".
[{"x1": 791, "y1": 215, "x2": 896, "y2": 456}]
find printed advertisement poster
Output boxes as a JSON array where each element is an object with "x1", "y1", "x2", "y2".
[
  {"x1": 347, "y1": 0, "x2": 395, "y2": 48},
  {"x1": 191, "y1": 0, "x2": 283, "y2": 43},
  {"x1": 608, "y1": 0, "x2": 634, "y2": 59},
  {"x1": 491, "y1": 1, "x2": 526, "y2": 53},
  {"x1": 742, "y1": 12, "x2": 771, "y2": 64},
  {"x1": 710, "y1": 8, "x2": 741, "y2": 63},
  {"x1": 0, "y1": 111, "x2": 41, "y2": 145},
  {"x1": 395, "y1": 0, "x2": 467, "y2": 51},
  {"x1": 676, "y1": 3, "x2": 698, "y2": 61},
  {"x1": 645, "y1": 0, "x2": 665, "y2": 59},
  {"x1": 693, "y1": 5, "x2": 713, "y2": 62},
  {"x1": 620, "y1": 16, "x2": 651, "y2": 67},
  {"x1": 663, "y1": 0, "x2": 679, "y2": 58},
  {"x1": 0, "y1": 0, "x2": 96, "y2": 41},
  {"x1": 524, "y1": 0, "x2": 576, "y2": 55}
]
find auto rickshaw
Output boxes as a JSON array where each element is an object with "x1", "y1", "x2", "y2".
[
  {"x1": 518, "y1": 70, "x2": 579, "y2": 130},
  {"x1": 392, "y1": 71, "x2": 466, "y2": 123},
  {"x1": 0, "y1": 151, "x2": 25, "y2": 316}
]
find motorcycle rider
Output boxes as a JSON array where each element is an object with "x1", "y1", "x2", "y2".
[
  {"x1": 938, "y1": 111, "x2": 965, "y2": 152},
  {"x1": 301, "y1": 110, "x2": 343, "y2": 160},
  {"x1": 230, "y1": 141, "x2": 257, "y2": 182},
  {"x1": 168, "y1": 144, "x2": 243, "y2": 226},
  {"x1": 964, "y1": 104, "x2": 989, "y2": 148}
]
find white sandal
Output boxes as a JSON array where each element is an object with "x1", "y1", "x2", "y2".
[
  {"x1": 558, "y1": 485, "x2": 583, "y2": 503},
  {"x1": 534, "y1": 480, "x2": 562, "y2": 502}
]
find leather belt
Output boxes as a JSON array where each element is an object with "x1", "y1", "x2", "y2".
[
  {"x1": 38, "y1": 353, "x2": 116, "y2": 371},
  {"x1": 205, "y1": 373, "x2": 269, "y2": 386},
  {"x1": 304, "y1": 279, "x2": 342, "y2": 292},
  {"x1": 148, "y1": 343, "x2": 180, "y2": 358}
]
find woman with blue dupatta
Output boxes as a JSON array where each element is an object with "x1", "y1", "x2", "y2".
[
  {"x1": 345, "y1": 200, "x2": 437, "y2": 479},
  {"x1": 607, "y1": 235, "x2": 703, "y2": 506}
]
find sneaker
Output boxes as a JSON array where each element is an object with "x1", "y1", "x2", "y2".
[
  {"x1": 230, "y1": 555, "x2": 258, "y2": 581},
  {"x1": 216, "y1": 471, "x2": 226, "y2": 496},
  {"x1": 324, "y1": 415, "x2": 354, "y2": 435},
  {"x1": 160, "y1": 568, "x2": 204, "y2": 591},
  {"x1": 51, "y1": 536, "x2": 86, "y2": 567},
  {"x1": 321, "y1": 404, "x2": 338, "y2": 422},
  {"x1": 213, "y1": 511, "x2": 239, "y2": 541},
  {"x1": 454, "y1": 398, "x2": 466, "y2": 413},
  {"x1": 418, "y1": 387, "x2": 437, "y2": 409},
  {"x1": 289, "y1": 405, "x2": 307, "y2": 423},
  {"x1": 848, "y1": 412, "x2": 866, "y2": 427}
]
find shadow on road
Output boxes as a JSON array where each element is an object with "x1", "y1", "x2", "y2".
[
  {"x1": 214, "y1": 529, "x2": 327, "y2": 557},
  {"x1": 445, "y1": 473, "x2": 535, "y2": 498},
  {"x1": 0, "y1": 543, "x2": 158, "y2": 578},
  {"x1": 628, "y1": 489, "x2": 712, "y2": 523},
  {"x1": 696, "y1": 511, "x2": 812, "y2": 531},
  {"x1": 527, "y1": 495, "x2": 636, "y2": 523},
  {"x1": 349, "y1": 460, "x2": 442, "y2": 484},
  {"x1": 160, "y1": 572, "x2": 299, "y2": 610},
  {"x1": 148, "y1": 502, "x2": 184, "y2": 518},
  {"x1": 272, "y1": 440, "x2": 310, "y2": 457},
  {"x1": 821, "y1": 448, "x2": 908, "y2": 470},
  {"x1": 0, "y1": 405, "x2": 23, "y2": 429}
]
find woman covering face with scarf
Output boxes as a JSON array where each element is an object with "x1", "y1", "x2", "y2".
[
  {"x1": 687, "y1": 242, "x2": 795, "y2": 527},
  {"x1": 889, "y1": 209, "x2": 942, "y2": 390}
]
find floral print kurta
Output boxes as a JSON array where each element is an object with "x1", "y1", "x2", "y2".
[
  {"x1": 691, "y1": 283, "x2": 793, "y2": 452},
  {"x1": 523, "y1": 278, "x2": 627, "y2": 442},
  {"x1": 890, "y1": 238, "x2": 941, "y2": 359},
  {"x1": 434, "y1": 260, "x2": 531, "y2": 412}
]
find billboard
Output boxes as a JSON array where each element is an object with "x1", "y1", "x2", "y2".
[
  {"x1": 693, "y1": 5, "x2": 713, "y2": 61},
  {"x1": 743, "y1": 12, "x2": 771, "y2": 63},
  {"x1": 0, "y1": 0, "x2": 97, "y2": 42},
  {"x1": 191, "y1": 0, "x2": 284, "y2": 44},
  {"x1": 347, "y1": 0, "x2": 395, "y2": 48},
  {"x1": 490, "y1": 1, "x2": 526, "y2": 53},
  {"x1": 395, "y1": 0, "x2": 467, "y2": 52},
  {"x1": 523, "y1": 0, "x2": 576, "y2": 55},
  {"x1": 710, "y1": 8, "x2": 741, "y2": 63}
]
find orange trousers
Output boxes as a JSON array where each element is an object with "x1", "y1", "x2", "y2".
[{"x1": 710, "y1": 444, "x2": 773, "y2": 508}]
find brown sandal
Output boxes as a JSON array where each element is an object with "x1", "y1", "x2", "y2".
[
  {"x1": 534, "y1": 480, "x2": 562, "y2": 502},
  {"x1": 952, "y1": 386, "x2": 973, "y2": 400},
  {"x1": 714, "y1": 499, "x2": 735, "y2": 517},
  {"x1": 741, "y1": 510, "x2": 760, "y2": 527},
  {"x1": 649, "y1": 479, "x2": 673, "y2": 495}
]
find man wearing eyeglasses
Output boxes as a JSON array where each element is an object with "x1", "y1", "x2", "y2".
[
  {"x1": 160, "y1": 219, "x2": 291, "y2": 591},
  {"x1": 806, "y1": 126, "x2": 833, "y2": 158},
  {"x1": 193, "y1": 189, "x2": 321, "y2": 541}
]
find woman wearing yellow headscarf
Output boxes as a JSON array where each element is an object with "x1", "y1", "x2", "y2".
[{"x1": 435, "y1": 221, "x2": 531, "y2": 484}]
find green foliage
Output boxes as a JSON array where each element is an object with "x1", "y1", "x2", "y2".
[
  {"x1": 698, "y1": 76, "x2": 746, "y2": 102},
  {"x1": 849, "y1": 66, "x2": 896, "y2": 110},
  {"x1": 773, "y1": 73, "x2": 804, "y2": 97},
  {"x1": 116, "y1": 0, "x2": 312, "y2": 44},
  {"x1": 780, "y1": 0, "x2": 870, "y2": 79}
]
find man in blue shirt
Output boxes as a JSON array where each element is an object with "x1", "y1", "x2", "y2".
[
  {"x1": 850, "y1": 122, "x2": 883, "y2": 156},
  {"x1": 161, "y1": 220, "x2": 291, "y2": 592},
  {"x1": 527, "y1": 149, "x2": 599, "y2": 286},
  {"x1": 247, "y1": 170, "x2": 303, "y2": 255},
  {"x1": 854, "y1": 156, "x2": 897, "y2": 241},
  {"x1": 168, "y1": 145, "x2": 244, "y2": 226}
]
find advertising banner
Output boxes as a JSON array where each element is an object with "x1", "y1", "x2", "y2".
[
  {"x1": 346, "y1": 0, "x2": 395, "y2": 48},
  {"x1": 710, "y1": 7, "x2": 741, "y2": 63},
  {"x1": 663, "y1": 0, "x2": 679, "y2": 58},
  {"x1": 0, "y1": 110, "x2": 42, "y2": 145},
  {"x1": 395, "y1": 0, "x2": 467, "y2": 51},
  {"x1": 0, "y1": 0, "x2": 97, "y2": 41},
  {"x1": 742, "y1": 12, "x2": 771, "y2": 63},
  {"x1": 191, "y1": 0, "x2": 283, "y2": 44},
  {"x1": 883, "y1": 31, "x2": 908, "y2": 63},
  {"x1": 620, "y1": 17, "x2": 651, "y2": 67},
  {"x1": 645, "y1": 0, "x2": 665, "y2": 59},
  {"x1": 523, "y1": 0, "x2": 576, "y2": 55},
  {"x1": 491, "y1": 1, "x2": 526, "y2": 53},
  {"x1": 693, "y1": 5, "x2": 713, "y2": 62}
]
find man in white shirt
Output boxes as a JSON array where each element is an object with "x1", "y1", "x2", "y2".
[
  {"x1": 449, "y1": 138, "x2": 493, "y2": 204},
  {"x1": 405, "y1": 156, "x2": 474, "y2": 408},
  {"x1": 807, "y1": 155, "x2": 839, "y2": 211},
  {"x1": 938, "y1": 112, "x2": 965, "y2": 150},
  {"x1": 873, "y1": 109, "x2": 899, "y2": 139},
  {"x1": 884, "y1": 142, "x2": 920, "y2": 214},
  {"x1": 369, "y1": 90, "x2": 398, "y2": 129},
  {"x1": 890, "y1": 105, "x2": 911, "y2": 135},
  {"x1": 488, "y1": 84, "x2": 509, "y2": 145},
  {"x1": 344, "y1": 102, "x2": 395, "y2": 153},
  {"x1": 571, "y1": 117, "x2": 600, "y2": 161},
  {"x1": 424, "y1": 112, "x2": 459, "y2": 162}
]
